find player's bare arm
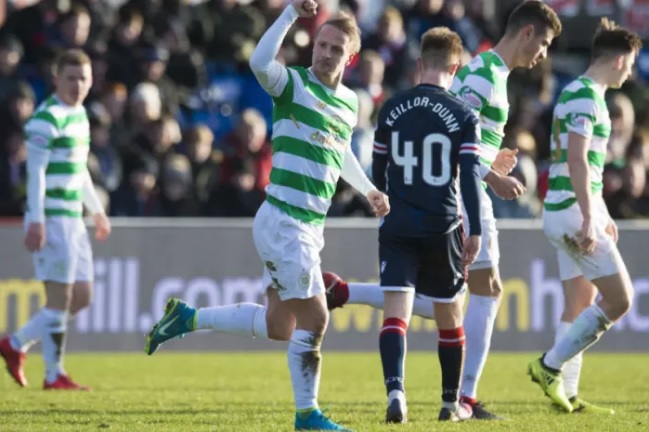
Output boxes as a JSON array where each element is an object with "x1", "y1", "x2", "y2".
[
  {"x1": 567, "y1": 132, "x2": 596, "y2": 253},
  {"x1": 92, "y1": 213, "x2": 111, "y2": 242},
  {"x1": 341, "y1": 144, "x2": 388, "y2": 217},
  {"x1": 24, "y1": 135, "x2": 50, "y2": 253},
  {"x1": 24, "y1": 223, "x2": 45, "y2": 253},
  {"x1": 81, "y1": 168, "x2": 111, "y2": 241}
]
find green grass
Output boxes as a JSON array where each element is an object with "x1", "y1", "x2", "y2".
[{"x1": 1, "y1": 352, "x2": 648, "y2": 431}]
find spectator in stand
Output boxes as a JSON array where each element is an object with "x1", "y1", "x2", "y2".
[
  {"x1": 0, "y1": 34, "x2": 24, "y2": 100},
  {"x1": 362, "y1": 6, "x2": 408, "y2": 88},
  {"x1": 220, "y1": 108, "x2": 272, "y2": 194},
  {"x1": 51, "y1": 4, "x2": 92, "y2": 51},
  {"x1": 0, "y1": 0, "x2": 647, "y2": 219},
  {"x1": 183, "y1": 124, "x2": 223, "y2": 216}
]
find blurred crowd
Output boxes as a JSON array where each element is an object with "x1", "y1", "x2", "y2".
[{"x1": 0, "y1": 0, "x2": 649, "y2": 219}]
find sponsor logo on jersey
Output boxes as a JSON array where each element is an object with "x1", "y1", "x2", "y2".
[
  {"x1": 458, "y1": 86, "x2": 483, "y2": 110},
  {"x1": 568, "y1": 113, "x2": 594, "y2": 135}
]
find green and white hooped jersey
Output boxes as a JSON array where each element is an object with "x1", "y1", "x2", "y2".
[
  {"x1": 450, "y1": 50, "x2": 510, "y2": 176},
  {"x1": 266, "y1": 66, "x2": 358, "y2": 225},
  {"x1": 25, "y1": 95, "x2": 90, "y2": 218},
  {"x1": 544, "y1": 76, "x2": 610, "y2": 212}
]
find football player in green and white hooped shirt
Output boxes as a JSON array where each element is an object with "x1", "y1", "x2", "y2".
[
  {"x1": 0, "y1": 50, "x2": 111, "y2": 390},
  {"x1": 444, "y1": 1, "x2": 562, "y2": 418},
  {"x1": 305, "y1": 0, "x2": 560, "y2": 420},
  {"x1": 528, "y1": 19, "x2": 642, "y2": 414},
  {"x1": 142, "y1": 1, "x2": 389, "y2": 430}
]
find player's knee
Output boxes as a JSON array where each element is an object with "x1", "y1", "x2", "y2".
[
  {"x1": 481, "y1": 277, "x2": 502, "y2": 298},
  {"x1": 490, "y1": 281, "x2": 503, "y2": 298},
  {"x1": 468, "y1": 268, "x2": 502, "y2": 298},
  {"x1": 611, "y1": 294, "x2": 632, "y2": 320},
  {"x1": 600, "y1": 293, "x2": 632, "y2": 322},
  {"x1": 289, "y1": 295, "x2": 330, "y2": 334}
]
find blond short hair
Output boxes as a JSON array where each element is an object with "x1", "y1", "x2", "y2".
[
  {"x1": 55, "y1": 49, "x2": 91, "y2": 75},
  {"x1": 320, "y1": 11, "x2": 361, "y2": 54},
  {"x1": 420, "y1": 27, "x2": 464, "y2": 69}
]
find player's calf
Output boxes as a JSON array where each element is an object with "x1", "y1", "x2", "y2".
[
  {"x1": 467, "y1": 267, "x2": 502, "y2": 298},
  {"x1": 462, "y1": 268, "x2": 502, "y2": 409},
  {"x1": 435, "y1": 300, "x2": 469, "y2": 421},
  {"x1": 380, "y1": 316, "x2": 408, "y2": 423},
  {"x1": 380, "y1": 291, "x2": 412, "y2": 423},
  {"x1": 543, "y1": 272, "x2": 629, "y2": 374},
  {"x1": 287, "y1": 295, "x2": 329, "y2": 423}
]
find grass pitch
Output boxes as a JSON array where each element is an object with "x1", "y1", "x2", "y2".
[{"x1": 1, "y1": 352, "x2": 648, "y2": 431}]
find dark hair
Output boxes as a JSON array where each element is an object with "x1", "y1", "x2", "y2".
[
  {"x1": 506, "y1": 0, "x2": 562, "y2": 38},
  {"x1": 591, "y1": 18, "x2": 643, "y2": 61}
]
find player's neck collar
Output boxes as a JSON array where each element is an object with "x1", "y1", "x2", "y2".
[
  {"x1": 307, "y1": 67, "x2": 339, "y2": 91},
  {"x1": 417, "y1": 83, "x2": 444, "y2": 91},
  {"x1": 52, "y1": 93, "x2": 77, "y2": 109},
  {"x1": 489, "y1": 49, "x2": 511, "y2": 72},
  {"x1": 580, "y1": 74, "x2": 607, "y2": 95}
]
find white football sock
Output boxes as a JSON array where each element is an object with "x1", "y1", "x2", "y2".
[
  {"x1": 544, "y1": 304, "x2": 612, "y2": 370},
  {"x1": 556, "y1": 321, "x2": 581, "y2": 399},
  {"x1": 347, "y1": 283, "x2": 434, "y2": 319},
  {"x1": 12, "y1": 309, "x2": 49, "y2": 353},
  {"x1": 412, "y1": 295, "x2": 435, "y2": 319},
  {"x1": 288, "y1": 330, "x2": 321, "y2": 410},
  {"x1": 196, "y1": 303, "x2": 268, "y2": 339},
  {"x1": 347, "y1": 283, "x2": 384, "y2": 308},
  {"x1": 41, "y1": 308, "x2": 67, "y2": 384},
  {"x1": 461, "y1": 294, "x2": 499, "y2": 399}
]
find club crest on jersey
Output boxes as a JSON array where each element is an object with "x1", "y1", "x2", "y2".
[
  {"x1": 458, "y1": 86, "x2": 482, "y2": 110},
  {"x1": 316, "y1": 100, "x2": 327, "y2": 110},
  {"x1": 567, "y1": 113, "x2": 593, "y2": 135},
  {"x1": 298, "y1": 271, "x2": 311, "y2": 288}
]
